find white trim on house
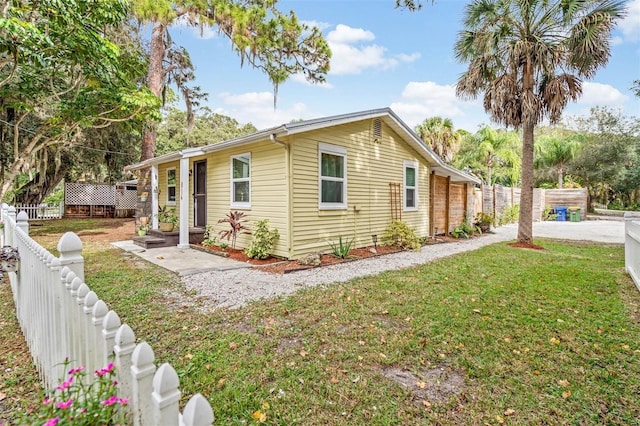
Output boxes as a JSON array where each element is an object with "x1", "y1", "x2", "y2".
[
  {"x1": 124, "y1": 108, "x2": 479, "y2": 185},
  {"x1": 403, "y1": 160, "x2": 418, "y2": 211},
  {"x1": 230, "y1": 153, "x2": 251, "y2": 209},
  {"x1": 318, "y1": 143, "x2": 348, "y2": 210},
  {"x1": 166, "y1": 167, "x2": 177, "y2": 206}
]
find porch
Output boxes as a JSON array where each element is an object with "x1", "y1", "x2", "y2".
[{"x1": 133, "y1": 227, "x2": 206, "y2": 249}]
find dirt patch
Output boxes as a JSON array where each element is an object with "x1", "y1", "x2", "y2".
[
  {"x1": 508, "y1": 242, "x2": 545, "y2": 250},
  {"x1": 381, "y1": 366, "x2": 465, "y2": 404}
]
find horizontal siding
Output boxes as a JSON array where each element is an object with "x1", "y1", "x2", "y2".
[
  {"x1": 290, "y1": 119, "x2": 429, "y2": 258},
  {"x1": 199, "y1": 141, "x2": 289, "y2": 258}
]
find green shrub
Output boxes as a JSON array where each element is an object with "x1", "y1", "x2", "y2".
[
  {"x1": 542, "y1": 205, "x2": 557, "y2": 221},
  {"x1": 497, "y1": 203, "x2": 520, "y2": 226},
  {"x1": 474, "y1": 212, "x2": 494, "y2": 230},
  {"x1": 328, "y1": 236, "x2": 354, "y2": 259},
  {"x1": 383, "y1": 221, "x2": 421, "y2": 251},
  {"x1": 245, "y1": 219, "x2": 279, "y2": 259},
  {"x1": 452, "y1": 218, "x2": 478, "y2": 239},
  {"x1": 202, "y1": 224, "x2": 217, "y2": 247}
]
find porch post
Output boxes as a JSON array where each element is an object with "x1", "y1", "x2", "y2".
[
  {"x1": 151, "y1": 164, "x2": 159, "y2": 230},
  {"x1": 178, "y1": 157, "x2": 190, "y2": 248}
]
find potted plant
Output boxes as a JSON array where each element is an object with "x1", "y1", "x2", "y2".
[
  {"x1": 137, "y1": 224, "x2": 148, "y2": 236},
  {"x1": 157, "y1": 205, "x2": 178, "y2": 232}
]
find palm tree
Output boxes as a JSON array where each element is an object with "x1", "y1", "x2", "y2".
[
  {"x1": 454, "y1": 0, "x2": 625, "y2": 245},
  {"x1": 534, "y1": 135, "x2": 582, "y2": 188},
  {"x1": 414, "y1": 117, "x2": 461, "y2": 163},
  {"x1": 474, "y1": 126, "x2": 521, "y2": 186}
]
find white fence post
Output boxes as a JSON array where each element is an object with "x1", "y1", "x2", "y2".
[
  {"x1": 58, "y1": 232, "x2": 84, "y2": 282},
  {"x1": 152, "y1": 363, "x2": 181, "y2": 425},
  {"x1": 131, "y1": 342, "x2": 157, "y2": 426},
  {"x1": 102, "y1": 310, "x2": 121, "y2": 366},
  {"x1": 181, "y1": 394, "x2": 215, "y2": 426},
  {"x1": 624, "y1": 212, "x2": 640, "y2": 291},
  {"x1": 114, "y1": 324, "x2": 136, "y2": 414}
]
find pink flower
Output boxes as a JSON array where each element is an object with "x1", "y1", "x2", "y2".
[
  {"x1": 118, "y1": 397, "x2": 129, "y2": 405},
  {"x1": 68, "y1": 366, "x2": 84, "y2": 375},
  {"x1": 55, "y1": 377, "x2": 73, "y2": 391},
  {"x1": 43, "y1": 418, "x2": 59, "y2": 426},
  {"x1": 56, "y1": 398, "x2": 73, "y2": 409},
  {"x1": 95, "y1": 363, "x2": 114, "y2": 378},
  {"x1": 101, "y1": 396, "x2": 118, "y2": 406},
  {"x1": 42, "y1": 397, "x2": 53, "y2": 405}
]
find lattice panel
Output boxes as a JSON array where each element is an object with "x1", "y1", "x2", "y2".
[
  {"x1": 65, "y1": 183, "x2": 116, "y2": 206},
  {"x1": 115, "y1": 188, "x2": 138, "y2": 210}
]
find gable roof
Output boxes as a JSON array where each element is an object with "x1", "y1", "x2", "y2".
[{"x1": 125, "y1": 107, "x2": 480, "y2": 184}]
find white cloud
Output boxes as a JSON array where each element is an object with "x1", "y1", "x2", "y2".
[
  {"x1": 301, "y1": 20, "x2": 331, "y2": 31},
  {"x1": 327, "y1": 24, "x2": 375, "y2": 44},
  {"x1": 391, "y1": 81, "x2": 491, "y2": 131},
  {"x1": 290, "y1": 73, "x2": 334, "y2": 89},
  {"x1": 577, "y1": 82, "x2": 628, "y2": 106},
  {"x1": 326, "y1": 24, "x2": 420, "y2": 75},
  {"x1": 214, "y1": 91, "x2": 312, "y2": 129},
  {"x1": 619, "y1": 0, "x2": 640, "y2": 42}
]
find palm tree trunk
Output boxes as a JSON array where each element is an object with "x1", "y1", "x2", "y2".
[{"x1": 517, "y1": 121, "x2": 535, "y2": 244}]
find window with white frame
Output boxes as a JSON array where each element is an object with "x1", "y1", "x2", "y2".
[
  {"x1": 166, "y1": 168, "x2": 176, "y2": 205},
  {"x1": 231, "y1": 153, "x2": 251, "y2": 208},
  {"x1": 319, "y1": 143, "x2": 347, "y2": 209},
  {"x1": 404, "y1": 160, "x2": 418, "y2": 210}
]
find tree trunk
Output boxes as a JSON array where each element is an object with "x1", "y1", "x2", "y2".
[
  {"x1": 140, "y1": 22, "x2": 167, "y2": 162},
  {"x1": 517, "y1": 121, "x2": 535, "y2": 244},
  {"x1": 557, "y1": 166, "x2": 564, "y2": 189}
]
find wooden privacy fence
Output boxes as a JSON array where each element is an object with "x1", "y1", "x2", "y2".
[
  {"x1": 625, "y1": 212, "x2": 640, "y2": 292},
  {"x1": 1, "y1": 204, "x2": 214, "y2": 425}
]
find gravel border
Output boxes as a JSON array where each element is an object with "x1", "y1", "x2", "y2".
[{"x1": 182, "y1": 224, "x2": 520, "y2": 311}]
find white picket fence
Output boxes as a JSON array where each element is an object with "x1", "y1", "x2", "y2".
[
  {"x1": 625, "y1": 212, "x2": 640, "y2": 292},
  {"x1": 1, "y1": 204, "x2": 214, "y2": 425},
  {"x1": 13, "y1": 203, "x2": 63, "y2": 220}
]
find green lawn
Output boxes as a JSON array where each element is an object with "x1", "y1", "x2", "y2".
[{"x1": 3, "y1": 220, "x2": 639, "y2": 425}]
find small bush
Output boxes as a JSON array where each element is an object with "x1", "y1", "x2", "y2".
[
  {"x1": 497, "y1": 204, "x2": 520, "y2": 226},
  {"x1": 21, "y1": 360, "x2": 128, "y2": 425},
  {"x1": 542, "y1": 205, "x2": 557, "y2": 221},
  {"x1": 383, "y1": 221, "x2": 421, "y2": 251},
  {"x1": 328, "y1": 236, "x2": 354, "y2": 259},
  {"x1": 202, "y1": 224, "x2": 218, "y2": 247},
  {"x1": 218, "y1": 211, "x2": 250, "y2": 249},
  {"x1": 452, "y1": 219, "x2": 478, "y2": 239},
  {"x1": 245, "y1": 219, "x2": 279, "y2": 259},
  {"x1": 474, "y1": 212, "x2": 494, "y2": 230}
]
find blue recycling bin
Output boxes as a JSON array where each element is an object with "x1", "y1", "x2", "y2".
[{"x1": 555, "y1": 206, "x2": 567, "y2": 221}]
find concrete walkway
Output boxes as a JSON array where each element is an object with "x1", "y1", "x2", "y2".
[
  {"x1": 111, "y1": 240, "x2": 251, "y2": 276},
  {"x1": 112, "y1": 219, "x2": 625, "y2": 276}
]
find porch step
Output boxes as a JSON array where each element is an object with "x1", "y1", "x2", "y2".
[
  {"x1": 132, "y1": 236, "x2": 168, "y2": 249},
  {"x1": 132, "y1": 227, "x2": 206, "y2": 249}
]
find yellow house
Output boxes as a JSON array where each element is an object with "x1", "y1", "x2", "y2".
[{"x1": 126, "y1": 108, "x2": 479, "y2": 259}]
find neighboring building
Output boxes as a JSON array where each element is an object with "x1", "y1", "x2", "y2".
[{"x1": 125, "y1": 108, "x2": 480, "y2": 259}]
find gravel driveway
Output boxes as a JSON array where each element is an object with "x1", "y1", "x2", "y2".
[{"x1": 182, "y1": 220, "x2": 625, "y2": 311}]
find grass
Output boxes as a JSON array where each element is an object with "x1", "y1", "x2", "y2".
[{"x1": 1, "y1": 219, "x2": 639, "y2": 424}]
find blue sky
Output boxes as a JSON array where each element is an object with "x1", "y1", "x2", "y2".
[{"x1": 169, "y1": 0, "x2": 640, "y2": 133}]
